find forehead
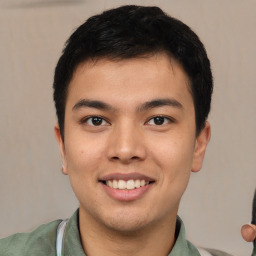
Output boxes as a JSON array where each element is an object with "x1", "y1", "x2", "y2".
[{"x1": 66, "y1": 53, "x2": 193, "y2": 110}]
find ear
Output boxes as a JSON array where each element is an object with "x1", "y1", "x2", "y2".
[
  {"x1": 54, "y1": 124, "x2": 68, "y2": 175},
  {"x1": 191, "y1": 121, "x2": 211, "y2": 173}
]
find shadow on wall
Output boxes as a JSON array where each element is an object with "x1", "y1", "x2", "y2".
[{"x1": 1, "y1": 0, "x2": 85, "y2": 9}]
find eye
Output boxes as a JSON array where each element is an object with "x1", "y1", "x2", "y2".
[
  {"x1": 146, "y1": 116, "x2": 172, "y2": 126},
  {"x1": 82, "y1": 116, "x2": 109, "y2": 126}
]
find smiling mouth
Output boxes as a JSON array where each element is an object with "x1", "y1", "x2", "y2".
[{"x1": 100, "y1": 179, "x2": 155, "y2": 190}]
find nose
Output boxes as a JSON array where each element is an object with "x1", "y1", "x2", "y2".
[{"x1": 106, "y1": 121, "x2": 147, "y2": 164}]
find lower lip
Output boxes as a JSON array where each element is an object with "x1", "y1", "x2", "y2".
[{"x1": 101, "y1": 182, "x2": 153, "y2": 201}]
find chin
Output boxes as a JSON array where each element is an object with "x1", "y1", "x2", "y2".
[
  {"x1": 105, "y1": 215, "x2": 150, "y2": 234},
  {"x1": 94, "y1": 205, "x2": 154, "y2": 234}
]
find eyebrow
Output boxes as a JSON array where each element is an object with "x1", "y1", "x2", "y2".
[
  {"x1": 137, "y1": 98, "x2": 183, "y2": 112},
  {"x1": 72, "y1": 98, "x2": 183, "y2": 112},
  {"x1": 72, "y1": 99, "x2": 114, "y2": 111}
]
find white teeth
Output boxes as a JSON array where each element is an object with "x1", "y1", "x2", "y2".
[
  {"x1": 118, "y1": 180, "x2": 127, "y2": 189},
  {"x1": 106, "y1": 180, "x2": 113, "y2": 187},
  {"x1": 105, "y1": 179, "x2": 150, "y2": 189},
  {"x1": 126, "y1": 180, "x2": 135, "y2": 190},
  {"x1": 135, "y1": 179, "x2": 140, "y2": 188},
  {"x1": 113, "y1": 180, "x2": 118, "y2": 189}
]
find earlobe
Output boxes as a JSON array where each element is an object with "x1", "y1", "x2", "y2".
[
  {"x1": 54, "y1": 124, "x2": 68, "y2": 175},
  {"x1": 191, "y1": 121, "x2": 211, "y2": 173}
]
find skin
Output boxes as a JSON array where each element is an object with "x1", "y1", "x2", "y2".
[
  {"x1": 55, "y1": 53, "x2": 211, "y2": 256},
  {"x1": 241, "y1": 224, "x2": 256, "y2": 242}
]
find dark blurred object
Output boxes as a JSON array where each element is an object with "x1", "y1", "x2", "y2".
[
  {"x1": 241, "y1": 189, "x2": 256, "y2": 256},
  {"x1": 252, "y1": 189, "x2": 256, "y2": 255}
]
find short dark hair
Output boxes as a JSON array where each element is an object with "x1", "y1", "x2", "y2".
[{"x1": 53, "y1": 5, "x2": 213, "y2": 139}]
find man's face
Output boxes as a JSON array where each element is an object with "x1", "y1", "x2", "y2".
[{"x1": 55, "y1": 53, "x2": 210, "y2": 232}]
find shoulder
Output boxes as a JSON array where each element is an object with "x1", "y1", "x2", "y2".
[
  {"x1": 175, "y1": 217, "x2": 234, "y2": 256},
  {"x1": 197, "y1": 247, "x2": 234, "y2": 256},
  {"x1": 0, "y1": 219, "x2": 61, "y2": 256}
]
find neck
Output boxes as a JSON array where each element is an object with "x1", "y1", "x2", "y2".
[{"x1": 78, "y1": 208, "x2": 177, "y2": 256}]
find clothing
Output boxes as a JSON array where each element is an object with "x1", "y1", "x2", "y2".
[
  {"x1": 0, "y1": 209, "x2": 227, "y2": 256},
  {"x1": 198, "y1": 248, "x2": 233, "y2": 256}
]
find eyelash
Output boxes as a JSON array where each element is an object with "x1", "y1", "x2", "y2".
[
  {"x1": 146, "y1": 115, "x2": 174, "y2": 126},
  {"x1": 80, "y1": 115, "x2": 174, "y2": 127},
  {"x1": 80, "y1": 116, "x2": 110, "y2": 126}
]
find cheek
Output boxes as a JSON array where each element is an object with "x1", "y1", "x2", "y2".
[
  {"x1": 149, "y1": 133, "x2": 195, "y2": 170},
  {"x1": 64, "y1": 135, "x2": 106, "y2": 204},
  {"x1": 64, "y1": 133, "x2": 106, "y2": 177},
  {"x1": 147, "y1": 132, "x2": 195, "y2": 194}
]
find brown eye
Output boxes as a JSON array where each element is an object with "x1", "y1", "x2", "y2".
[
  {"x1": 91, "y1": 117, "x2": 103, "y2": 126},
  {"x1": 153, "y1": 116, "x2": 165, "y2": 125},
  {"x1": 147, "y1": 116, "x2": 171, "y2": 126},
  {"x1": 83, "y1": 116, "x2": 109, "y2": 126}
]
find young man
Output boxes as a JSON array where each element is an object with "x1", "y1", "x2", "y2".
[{"x1": 0, "y1": 5, "x2": 253, "y2": 256}]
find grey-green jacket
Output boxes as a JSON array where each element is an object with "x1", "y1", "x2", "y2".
[{"x1": 0, "y1": 210, "x2": 232, "y2": 256}]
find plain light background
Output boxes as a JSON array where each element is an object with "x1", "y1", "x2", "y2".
[{"x1": 0, "y1": 0, "x2": 255, "y2": 255}]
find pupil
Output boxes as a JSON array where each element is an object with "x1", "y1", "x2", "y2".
[
  {"x1": 154, "y1": 116, "x2": 164, "y2": 125},
  {"x1": 92, "y1": 117, "x2": 102, "y2": 125}
]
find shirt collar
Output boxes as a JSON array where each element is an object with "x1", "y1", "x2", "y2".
[
  {"x1": 64, "y1": 209, "x2": 85, "y2": 256},
  {"x1": 64, "y1": 210, "x2": 200, "y2": 256},
  {"x1": 168, "y1": 216, "x2": 200, "y2": 255}
]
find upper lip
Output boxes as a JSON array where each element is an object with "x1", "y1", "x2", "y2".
[{"x1": 99, "y1": 172, "x2": 155, "y2": 182}]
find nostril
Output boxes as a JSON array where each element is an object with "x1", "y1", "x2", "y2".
[{"x1": 110, "y1": 156, "x2": 140, "y2": 162}]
